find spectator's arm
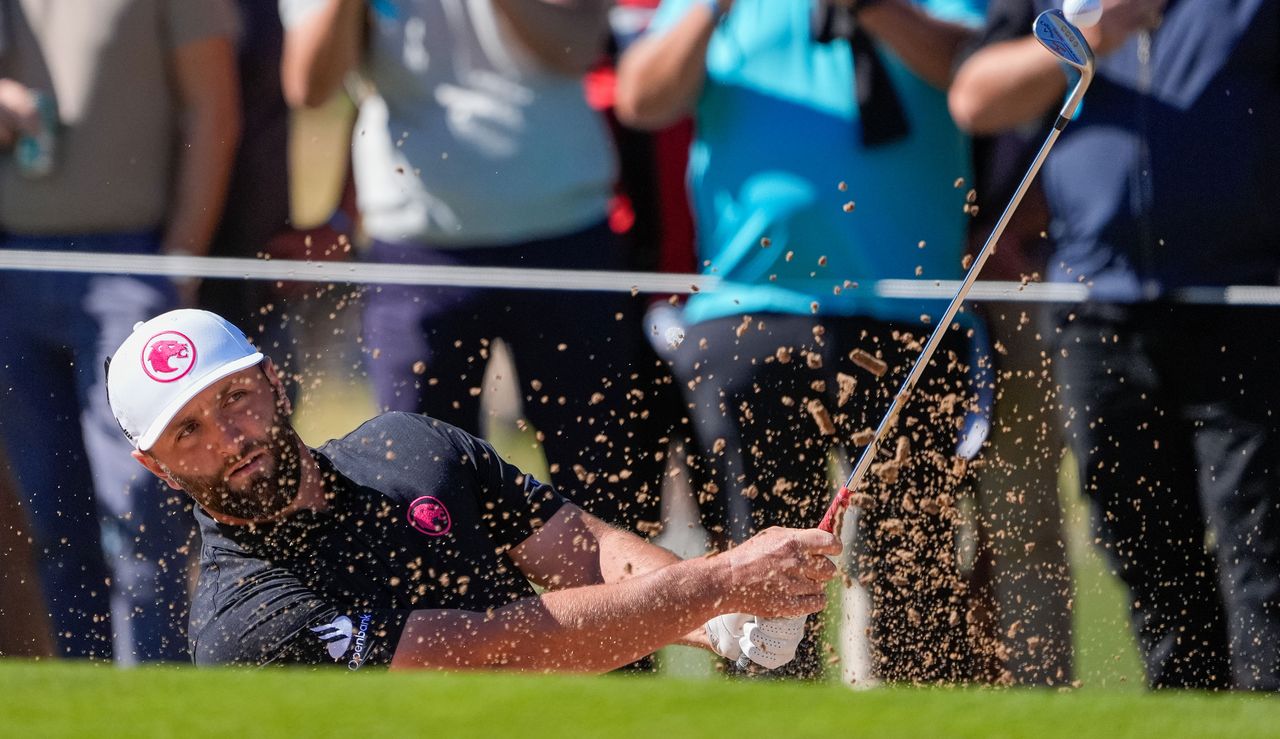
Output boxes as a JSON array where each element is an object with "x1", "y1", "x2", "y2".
[
  {"x1": 858, "y1": 0, "x2": 979, "y2": 90},
  {"x1": 163, "y1": 36, "x2": 241, "y2": 257},
  {"x1": 280, "y1": 0, "x2": 364, "y2": 108},
  {"x1": 492, "y1": 0, "x2": 610, "y2": 75},
  {"x1": 614, "y1": 1, "x2": 723, "y2": 130},
  {"x1": 0, "y1": 79, "x2": 38, "y2": 151},
  {"x1": 949, "y1": 0, "x2": 1167, "y2": 134},
  {"x1": 948, "y1": 36, "x2": 1066, "y2": 134}
]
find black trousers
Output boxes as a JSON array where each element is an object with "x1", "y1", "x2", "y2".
[
  {"x1": 1049, "y1": 302, "x2": 1280, "y2": 690},
  {"x1": 671, "y1": 312, "x2": 978, "y2": 681}
]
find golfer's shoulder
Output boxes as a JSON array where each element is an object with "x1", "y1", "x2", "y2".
[
  {"x1": 318, "y1": 412, "x2": 489, "y2": 494},
  {"x1": 322, "y1": 412, "x2": 467, "y2": 462}
]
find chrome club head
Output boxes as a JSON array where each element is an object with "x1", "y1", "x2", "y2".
[
  {"x1": 1033, "y1": 9, "x2": 1096, "y2": 121},
  {"x1": 1034, "y1": 9, "x2": 1095, "y2": 74}
]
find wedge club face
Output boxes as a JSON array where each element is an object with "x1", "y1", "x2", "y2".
[
  {"x1": 1034, "y1": 9, "x2": 1095, "y2": 74},
  {"x1": 1033, "y1": 9, "x2": 1096, "y2": 122}
]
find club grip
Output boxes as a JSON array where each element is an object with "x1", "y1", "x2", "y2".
[
  {"x1": 818, "y1": 486, "x2": 852, "y2": 533},
  {"x1": 736, "y1": 488, "x2": 850, "y2": 673}
]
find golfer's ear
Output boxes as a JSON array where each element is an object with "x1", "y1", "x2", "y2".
[
  {"x1": 132, "y1": 449, "x2": 183, "y2": 491},
  {"x1": 262, "y1": 359, "x2": 292, "y2": 415}
]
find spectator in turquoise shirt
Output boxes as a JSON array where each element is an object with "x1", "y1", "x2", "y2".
[{"x1": 617, "y1": 0, "x2": 986, "y2": 681}]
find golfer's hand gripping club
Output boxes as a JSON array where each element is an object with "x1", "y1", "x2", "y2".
[
  {"x1": 720, "y1": 528, "x2": 839, "y2": 671},
  {"x1": 715, "y1": 527, "x2": 839, "y2": 671}
]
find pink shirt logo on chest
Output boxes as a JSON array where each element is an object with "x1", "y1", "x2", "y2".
[{"x1": 407, "y1": 495, "x2": 452, "y2": 536}]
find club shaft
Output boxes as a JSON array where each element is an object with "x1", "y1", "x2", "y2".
[{"x1": 818, "y1": 98, "x2": 1083, "y2": 533}]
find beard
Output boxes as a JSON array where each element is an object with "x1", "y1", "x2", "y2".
[{"x1": 167, "y1": 407, "x2": 304, "y2": 521}]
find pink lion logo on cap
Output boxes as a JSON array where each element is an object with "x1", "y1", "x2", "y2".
[
  {"x1": 141, "y1": 331, "x2": 197, "y2": 383},
  {"x1": 407, "y1": 496, "x2": 451, "y2": 537}
]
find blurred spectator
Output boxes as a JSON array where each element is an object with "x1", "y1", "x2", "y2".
[
  {"x1": 585, "y1": 0, "x2": 711, "y2": 540},
  {"x1": 586, "y1": 2, "x2": 698, "y2": 281},
  {"x1": 0, "y1": 0, "x2": 240, "y2": 661},
  {"x1": 279, "y1": 1, "x2": 668, "y2": 536},
  {"x1": 617, "y1": 0, "x2": 985, "y2": 680},
  {"x1": 198, "y1": 0, "x2": 359, "y2": 398},
  {"x1": 198, "y1": 0, "x2": 292, "y2": 342},
  {"x1": 0, "y1": 447, "x2": 51, "y2": 658},
  {"x1": 951, "y1": 0, "x2": 1280, "y2": 690},
  {"x1": 966, "y1": 132, "x2": 1073, "y2": 685}
]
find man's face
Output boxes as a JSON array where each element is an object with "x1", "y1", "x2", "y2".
[{"x1": 137, "y1": 363, "x2": 302, "y2": 521}]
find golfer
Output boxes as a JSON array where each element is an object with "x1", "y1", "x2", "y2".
[{"x1": 105, "y1": 309, "x2": 838, "y2": 671}]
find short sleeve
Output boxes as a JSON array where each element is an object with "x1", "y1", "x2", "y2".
[
  {"x1": 164, "y1": 0, "x2": 240, "y2": 48},
  {"x1": 191, "y1": 553, "x2": 409, "y2": 670},
  {"x1": 442, "y1": 426, "x2": 569, "y2": 551}
]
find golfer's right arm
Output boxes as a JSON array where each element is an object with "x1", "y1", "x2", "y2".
[{"x1": 390, "y1": 527, "x2": 838, "y2": 672}]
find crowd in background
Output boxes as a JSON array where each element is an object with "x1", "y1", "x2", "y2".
[{"x1": 0, "y1": 0, "x2": 1277, "y2": 691}]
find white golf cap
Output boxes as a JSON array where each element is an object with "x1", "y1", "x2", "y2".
[{"x1": 106, "y1": 309, "x2": 264, "y2": 451}]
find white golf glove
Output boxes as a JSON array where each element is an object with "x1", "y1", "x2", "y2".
[
  {"x1": 705, "y1": 612, "x2": 752, "y2": 662},
  {"x1": 705, "y1": 614, "x2": 807, "y2": 670},
  {"x1": 739, "y1": 616, "x2": 806, "y2": 671}
]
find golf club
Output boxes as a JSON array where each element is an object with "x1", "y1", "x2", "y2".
[
  {"x1": 814, "y1": 9, "x2": 1095, "y2": 536},
  {"x1": 736, "y1": 8, "x2": 1096, "y2": 675},
  {"x1": 735, "y1": 9, "x2": 1094, "y2": 674}
]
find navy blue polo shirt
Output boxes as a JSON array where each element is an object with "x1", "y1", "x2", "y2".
[
  {"x1": 972, "y1": 0, "x2": 1280, "y2": 299},
  {"x1": 188, "y1": 413, "x2": 566, "y2": 669}
]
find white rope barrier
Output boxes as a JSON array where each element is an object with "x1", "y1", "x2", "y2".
[
  {"x1": 0, "y1": 248, "x2": 717, "y2": 294},
  {"x1": 2, "y1": 248, "x2": 1279, "y2": 305}
]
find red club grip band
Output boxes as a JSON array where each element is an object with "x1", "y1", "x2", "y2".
[{"x1": 818, "y1": 487, "x2": 852, "y2": 533}]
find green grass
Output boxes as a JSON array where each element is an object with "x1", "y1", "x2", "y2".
[
  {"x1": 1060, "y1": 458, "x2": 1146, "y2": 690},
  {"x1": 2, "y1": 661, "x2": 1277, "y2": 738}
]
